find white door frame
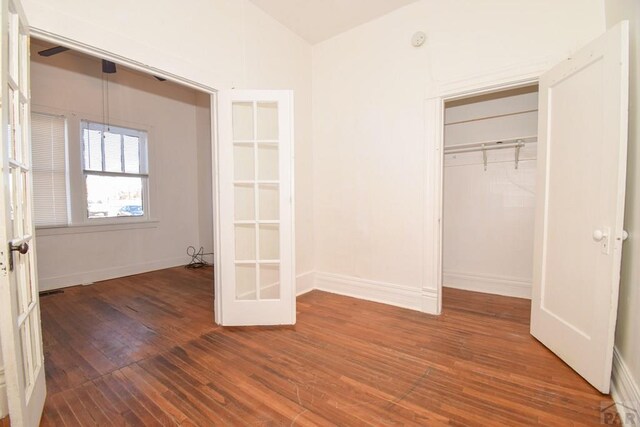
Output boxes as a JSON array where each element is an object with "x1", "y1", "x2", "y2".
[
  {"x1": 29, "y1": 28, "x2": 217, "y2": 94},
  {"x1": 424, "y1": 68, "x2": 546, "y2": 315},
  {"x1": 17, "y1": 27, "x2": 225, "y2": 325}
]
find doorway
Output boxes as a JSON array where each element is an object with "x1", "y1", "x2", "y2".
[
  {"x1": 30, "y1": 37, "x2": 216, "y2": 291},
  {"x1": 441, "y1": 84, "x2": 539, "y2": 301},
  {"x1": 29, "y1": 33, "x2": 219, "y2": 403},
  {"x1": 429, "y1": 21, "x2": 629, "y2": 395}
]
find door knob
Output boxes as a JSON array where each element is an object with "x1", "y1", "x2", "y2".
[
  {"x1": 8, "y1": 241, "x2": 29, "y2": 271},
  {"x1": 10, "y1": 242, "x2": 29, "y2": 254},
  {"x1": 593, "y1": 229, "x2": 607, "y2": 242}
]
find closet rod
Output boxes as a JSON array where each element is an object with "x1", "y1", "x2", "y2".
[
  {"x1": 444, "y1": 141, "x2": 524, "y2": 155},
  {"x1": 443, "y1": 135, "x2": 536, "y2": 152}
]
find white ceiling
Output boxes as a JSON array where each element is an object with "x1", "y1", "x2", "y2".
[{"x1": 249, "y1": 0, "x2": 420, "y2": 44}]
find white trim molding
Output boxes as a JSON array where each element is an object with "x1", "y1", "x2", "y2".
[
  {"x1": 296, "y1": 271, "x2": 315, "y2": 296},
  {"x1": 420, "y1": 288, "x2": 439, "y2": 314},
  {"x1": 443, "y1": 271, "x2": 532, "y2": 299},
  {"x1": 314, "y1": 271, "x2": 436, "y2": 314},
  {"x1": 29, "y1": 27, "x2": 219, "y2": 93},
  {"x1": 36, "y1": 220, "x2": 159, "y2": 237},
  {"x1": 425, "y1": 69, "x2": 542, "y2": 321},
  {"x1": 427, "y1": 57, "x2": 551, "y2": 99},
  {"x1": 611, "y1": 347, "x2": 640, "y2": 425}
]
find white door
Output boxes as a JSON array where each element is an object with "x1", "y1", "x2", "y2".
[
  {"x1": 216, "y1": 90, "x2": 295, "y2": 326},
  {"x1": 531, "y1": 21, "x2": 629, "y2": 393},
  {"x1": 0, "y1": 0, "x2": 46, "y2": 425}
]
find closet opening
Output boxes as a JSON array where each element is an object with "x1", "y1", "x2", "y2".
[{"x1": 441, "y1": 83, "x2": 539, "y2": 309}]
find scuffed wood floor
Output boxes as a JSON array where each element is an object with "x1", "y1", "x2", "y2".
[{"x1": 38, "y1": 267, "x2": 615, "y2": 425}]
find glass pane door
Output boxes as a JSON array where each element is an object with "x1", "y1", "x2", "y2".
[
  {"x1": 0, "y1": 1, "x2": 47, "y2": 425},
  {"x1": 217, "y1": 90, "x2": 294, "y2": 326},
  {"x1": 233, "y1": 101, "x2": 281, "y2": 301}
]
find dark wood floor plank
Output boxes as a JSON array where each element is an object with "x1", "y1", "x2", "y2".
[
  {"x1": 81, "y1": 380, "x2": 128, "y2": 426},
  {"x1": 40, "y1": 398, "x2": 64, "y2": 427},
  {"x1": 137, "y1": 356, "x2": 233, "y2": 425},
  {"x1": 39, "y1": 266, "x2": 617, "y2": 426},
  {"x1": 119, "y1": 364, "x2": 189, "y2": 424},
  {"x1": 192, "y1": 330, "x2": 424, "y2": 425},
  {"x1": 47, "y1": 392, "x2": 79, "y2": 427},
  {"x1": 176, "y1": 339, "x2": 367, "y2": 425},
  {"x1": 60, "y1": 388, "x2": 95, "y2": 426},
  {"x1": 91, "y1": 376, "x2": 144, "y2": 426},
  {"x1": 75, "y1": 382, "x2": 115, "y2": 426}
]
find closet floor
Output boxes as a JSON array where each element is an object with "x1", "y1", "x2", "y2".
[{"x1": 38, "y1": 268, "x2": 616, "y2": 425}]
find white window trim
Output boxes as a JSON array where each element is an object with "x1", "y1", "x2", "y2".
[
  {"x1": 35, "y1": 219, "x2": 159, "y2": 236},
  {"x1": 79, "y1": 119, "x2": 151, "y2": 225}
]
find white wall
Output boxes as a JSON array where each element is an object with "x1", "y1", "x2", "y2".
[
  {"x1": 606, "y1": 0, "x2": 640, "y2": 410},
  {"x1": 31, "y1": 44, "x2": 206, "y2": 290},
  {"x1": 443, "y1": 89, "x2": 538, "y2": 298},
  {"x1": 22, "y1": 0, "x2": 315, "y2": 276},
  {"x1": 312, "y1": 0, "x2": 604, "y2": 309}
]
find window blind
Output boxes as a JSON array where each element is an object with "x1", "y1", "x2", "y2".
[{"x1": 31, "y1": 112, "x2": 68, "y2": 227}]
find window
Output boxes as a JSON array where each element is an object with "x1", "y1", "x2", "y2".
[
  {"x1": 31, "y1": 116, "x2": 151, "y2": 229},
  {"x1": 31, "y1": 112, "x2": 69, "y2": 227},
  {"x1": 81, "y1": 121, "x2": 148, "y2": 220}
]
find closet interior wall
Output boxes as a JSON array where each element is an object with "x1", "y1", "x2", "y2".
[{"x1": 442, "y1": 86, "x2": 539, "y2": 299}]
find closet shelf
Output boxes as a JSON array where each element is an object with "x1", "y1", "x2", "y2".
[
  {"x1": 444, "y1": 136, "x2": 537, "y2": 171},
  {"x1": 444, "y1": 109, "x2": 538, "y2": 126}
]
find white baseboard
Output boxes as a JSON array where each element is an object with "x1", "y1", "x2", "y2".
[
  {"x1": 314, "y1": 271, "x2": 438, "y2": 314},
  {"x1": 611, "y1": 347, "x2": 640, "y2": 425},
  {"x1": 296, "y1": 271, "x2": 315, "y2": 296},
  {"x1": 421, "y1": 288, "x2": 440, "y2": 315},
  {"x1": 41, "y1": 264, "x2": 435, "y2": 318},
  {"x1": 443, "y1": 271, "x2": 531, "y2": 299},
  {"x1": 38, "y1": 255, "x2": 193, "y2": 291}
]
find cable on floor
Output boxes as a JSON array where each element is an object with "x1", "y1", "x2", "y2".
[{"x1": 185, "y1": 246, "x2": 214, "y2": 269}]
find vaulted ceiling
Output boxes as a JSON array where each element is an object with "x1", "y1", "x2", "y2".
[{"x1": 249, "y1": 0, "x2": 420, "y2": 44}]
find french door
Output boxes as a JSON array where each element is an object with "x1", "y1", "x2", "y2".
[
  {"x1": 0, "y1": 0, "x2": 47, "y2": 425},
  {"x1": 216, "y1": 90, "x2": 295, "y2": 326}
]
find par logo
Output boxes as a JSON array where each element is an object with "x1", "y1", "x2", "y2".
[{"x1": 600, "y1": 401, "x2": 638, "y2": 425}]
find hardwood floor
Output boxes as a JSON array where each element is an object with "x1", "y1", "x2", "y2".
[{"x1": 38, "y1": 267, "x2": 616, "y2": 426}]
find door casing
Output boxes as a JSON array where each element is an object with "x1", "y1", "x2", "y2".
[{"x1": 425, "y1": 71, "x2": 544, "y2": 315}]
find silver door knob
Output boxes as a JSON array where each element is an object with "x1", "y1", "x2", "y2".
[{"x1": 593, "y1": 229, "x2": 607, "y2": 242}]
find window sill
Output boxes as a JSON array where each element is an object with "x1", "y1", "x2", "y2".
[{"x1": 35, "y1": 219, "x2": 159, "y2": 237}]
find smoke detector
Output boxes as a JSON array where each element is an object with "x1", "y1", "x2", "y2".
[{"x1": 412, "y1": 31, "x2": 426, "y2": 47}]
